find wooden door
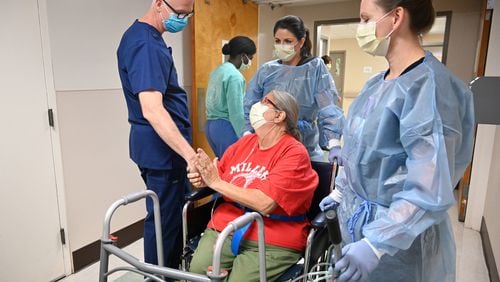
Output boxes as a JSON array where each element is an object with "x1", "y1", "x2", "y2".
[
  {"x1": 0, "y1": 0, "x2": 66, "y2": 280},
  {"x1": 457, "y1": 0, "x2": 492, "y2": 222},
  {"x1": 192, "y1": 0, "x2": 259, "y2": 158}
]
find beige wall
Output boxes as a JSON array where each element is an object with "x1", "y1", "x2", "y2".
[
  {"x1": 444, "y1": 11, "x2": 482, "y2": 82},
  {"x1": 422, "y1": 33, "x2": 445, "y2": 44},
  {"x1": 266, "y1": 0, "x2": 482, "y2": 117},
  {"x1": 482, "y1": 128, "x2": 500, "y2": 276},
  {"x1": 258, "y1": 0, "x2": 482, "y2": 85},
  {"x1": 258, "y1": 5, "x2": 287, "y2": 63},
  {"x1": 46, "y1": 0, "x2": 194, "y2": 255},
  {"x1": 286, "y1": 1, "x2": 360, "y2": 33},
  {"x1": 258, "y1": 1, "x2": 360, "y2": 64},
  {"x1": 330, "y1": 38, "x2": 387, "y2": 98},
  {"x1": 329, "y1": 38, "x2": 387, "y2": 117}
]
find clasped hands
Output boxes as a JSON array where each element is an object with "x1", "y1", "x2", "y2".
[{"x1": 187, "y1": 148, "x2": 221, "y2": 189}]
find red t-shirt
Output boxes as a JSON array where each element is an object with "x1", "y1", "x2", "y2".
[{"x1": 207, "y1": 134, "x2": 318, "y2": 251}]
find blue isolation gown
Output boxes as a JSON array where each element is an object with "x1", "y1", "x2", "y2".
[
  {"x1": 336, "y1": 52, "x2": 475, "y2": 282},
  {"x1": 244, "y1": 57, "x2": 344, "y2": 162}
]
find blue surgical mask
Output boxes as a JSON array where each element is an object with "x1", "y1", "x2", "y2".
[{"x1": 163, "y1": 14, "x2": 188, "y2": 33}]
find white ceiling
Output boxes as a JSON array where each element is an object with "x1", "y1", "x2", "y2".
[
  {"x1": 252, "y1": 0, "x2": 447, "y2": 41},
  {"x1": 252, "y1": 0, "x2": 353, "y2": 7}
]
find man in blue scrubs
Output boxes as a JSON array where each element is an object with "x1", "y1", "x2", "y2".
[{"x1": 117, "y1": 0, "x2": 195, "y2": 269}]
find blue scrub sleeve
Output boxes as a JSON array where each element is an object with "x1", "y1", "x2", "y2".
[
  {"x1": 128, "y1": 41, "x2": 170, "y2": 96},
  {"x1": 226, "y1": 77, "x2": 246, "y2": 137},
  {"x1": 243, "y1": 69, "x2": 265, "y2": 133},
  {"x1": 362, "y1": 79, "x2": 468, "y2": 255},
  {"x1": 315, "y1": 63, "x2": 344, "y2": 145}
]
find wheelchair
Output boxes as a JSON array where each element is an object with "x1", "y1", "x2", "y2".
[{"x1": 99, "y1": 161, "x2": 339, "y2": 282}]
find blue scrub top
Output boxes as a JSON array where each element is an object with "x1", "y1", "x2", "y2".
[{"x1": 117, "y1": 20, "x2": 192, "y2": 170}]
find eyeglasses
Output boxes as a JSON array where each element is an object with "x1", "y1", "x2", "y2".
[
  {"x1": 262, "y1": 96, "x2": 281, "y2": 111},
  {"x1": 162, "y1": 0, "x2": 194, "y2": 19}
]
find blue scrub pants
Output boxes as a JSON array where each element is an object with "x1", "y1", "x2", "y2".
[
  {"x1": 205, "y1": 119, "x2": 238, "y2": 158},
  {"x1": 139, "y1": 167, "x2": 186, "y2": 270}
]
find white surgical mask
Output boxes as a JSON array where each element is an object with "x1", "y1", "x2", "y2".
[
  {"x1": 356, "y1": 10, "x2": 395, "y2": 56},
  {"x1": 239, "y1": 54, "x2": 251, "y2": 71},
  {"x1": 249, "y1": 102, "x2": 269, "y2": 130},
  {"x1": 274, "y1": 44, "x2": 296, "y2": 62}
]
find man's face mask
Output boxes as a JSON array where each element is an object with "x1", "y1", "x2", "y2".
[
  {"x1": 160, "y1": 3, "x2": 190, "y2": 33},
  {"x1": 162, "y1": 14, "x2": 188, "y2": 33},
  {"x1": 249, "y1": 102, "x2": 270, "y2": 130},
  {"x1": 274, "y1": 44, "x2": 296, "y2": 62},
  {"x1": 356, "y1": 10, "x2": 395, "y2": 56},
  {"x1": 240, "y1": 54, "x2": 252, "y2": 71}
]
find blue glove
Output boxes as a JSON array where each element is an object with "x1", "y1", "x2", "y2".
[
  {"x1": 333, "y1": 240, "x2": 380, "y2": 282},
  {"x1": 328, "y1": 145, "x2": 343, "y2": 165},
  {"x1": 319, "y1": 195, "x2": 339, "y2": 211}
]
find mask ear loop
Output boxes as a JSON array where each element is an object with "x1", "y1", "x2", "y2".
[
  {"x1": 240, "y1": 54, "x2": 249, "y2": 68},
  {"x1": 384, "y1": 27, "x2": 396, "y2": 39},
  {"x1": 375, "y1": 8, "x2": 395, "y2": 24},
  {"x1": 376, "y1": 8, "x2": 397, "y2": 39}
]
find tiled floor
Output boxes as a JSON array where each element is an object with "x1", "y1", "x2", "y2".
[
  {"x1": 60, "y1": 203, "x2": 490, "y2": 282},
  {"x1": 448, "y1": 202, "x2": 490, "y2": 282},
  {"x1": 59, "y1": 239, "x2": 144, "y2": 282}
]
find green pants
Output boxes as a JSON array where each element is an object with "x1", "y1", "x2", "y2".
[{"x1": 189, "y1": 228, "x2": 302, "y2": 282}]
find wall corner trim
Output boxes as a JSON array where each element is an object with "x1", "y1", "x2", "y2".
[{"x1": 481, "y1": 216, "x2": 500, "y2": 282}]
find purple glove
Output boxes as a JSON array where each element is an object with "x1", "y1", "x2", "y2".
[
  {"x1": 328, "y1": 145, "x2": 343, "y2": 165},
  {"x1": 319, "y1": 195, "x2": 339, "y2": 211},
  {"x1": 333, "y1": 239, "x2": 380, "y2": 282}
]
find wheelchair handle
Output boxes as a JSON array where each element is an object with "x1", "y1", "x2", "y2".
[
  {"x1": 330, "y1": 158, "x2": 339, "y2": 192},
  {"x1": 326, "y1": 209, "x2": 343, "y2": 278},
  {"x1": 325, "y1": 210, "x2": 342, "y2": 245}
]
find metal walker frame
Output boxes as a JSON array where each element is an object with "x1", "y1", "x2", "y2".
[{"x1": 98, "y1": 190, "x2": 268, "y2": 282}]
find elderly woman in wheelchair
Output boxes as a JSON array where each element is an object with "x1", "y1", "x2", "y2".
[{"x1": 187, "y1": 90, "x2": 318, "y2": 281}]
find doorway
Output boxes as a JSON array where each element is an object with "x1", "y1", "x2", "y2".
[
  {"x1": 192, "y1": 0, "x2": 259, "y2": 158},
  {"x1": 0, "y1": 0, "x2": 67, "y2": 280},
  {"x1": 329, "y1": 50, "x2": 346, "y2": 107}
]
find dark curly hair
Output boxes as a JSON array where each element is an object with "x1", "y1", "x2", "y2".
[{"x1": 221, "y1": 36, "x2": 256, "y2": 58}]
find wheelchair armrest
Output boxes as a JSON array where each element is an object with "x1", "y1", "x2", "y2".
[
  {"x1": 185, "y1": 187, "x2": 216, "y2": 201},
  {"x1": 310, "y1": 211, "x2": 327, "y2": 229}
]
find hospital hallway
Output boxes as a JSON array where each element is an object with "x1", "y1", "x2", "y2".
[{"x1": 60, "y1": 195, "x2": 491, "y2": 282}]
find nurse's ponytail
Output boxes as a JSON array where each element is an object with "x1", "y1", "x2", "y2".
[{"x1": 222, "y1": 36, "x2": 256, "y2": 59}]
